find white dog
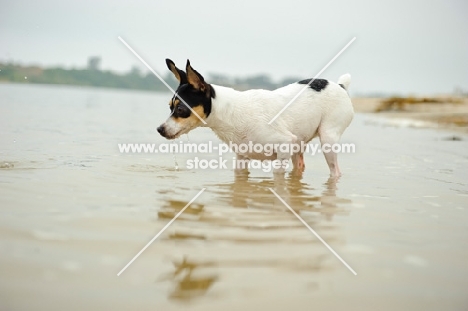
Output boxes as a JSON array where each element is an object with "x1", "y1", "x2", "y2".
[{"x1": 157, "y1": 59, "x2": 354, "y2": 177}]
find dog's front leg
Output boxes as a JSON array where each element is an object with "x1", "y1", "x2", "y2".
[
  {"x1": 233, "y1": 154, "x2": 250, "y2": 175},
  {"x1": 274, "y1": 150, "x2": 291, "y2": 174},
  {"x1": 291, "y1": 152, "x2": 305, "y2": 175},
  {"x1": 272, "y1": 134, "x2": 297, "y2": 175}
]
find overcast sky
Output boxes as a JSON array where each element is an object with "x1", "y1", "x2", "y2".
[{"x1": 1, "y1": 0, "x2": 467, "y2": 95}]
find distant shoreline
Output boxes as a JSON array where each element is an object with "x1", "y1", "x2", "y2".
[
  {"x1": 0, "y1": 80, "x2": 172, "y2": 94},
  {"x1": 0, "y1": 62, "x2": 302, "y2": 92},
  {"x1": 0, "y1": 62, "x2": 177, "y2": 92}
]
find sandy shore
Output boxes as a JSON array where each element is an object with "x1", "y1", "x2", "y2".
[{"x1": 353, "y1": 96, "x2": 468, "y2": 134}]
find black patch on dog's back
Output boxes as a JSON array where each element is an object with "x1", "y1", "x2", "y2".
[{"x1": 298, "y1": 78, "x2": 329, "y2": 92}]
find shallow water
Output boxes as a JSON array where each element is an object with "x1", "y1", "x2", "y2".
[{"x1": 0, "y1": 84, "x2": 467, "y2": 310}]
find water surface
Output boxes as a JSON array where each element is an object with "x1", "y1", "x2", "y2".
[{"x1": 0, "y1": 84, "x2": 467, "y2": 310}]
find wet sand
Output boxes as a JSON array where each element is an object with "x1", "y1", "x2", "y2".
[
  {"x1": 1, "y1": 84, "x2": 467, "y2": 310},
  {"x1": 353, "y1": 96, "x2": 468, "y2": 133}
]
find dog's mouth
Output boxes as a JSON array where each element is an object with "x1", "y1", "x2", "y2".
[
  {"x1": 165, "y1": 132, "x2": 179, "y2": 140},
  {"x1": 164, "y1": 128, "x2": 188, "y2": 140}
]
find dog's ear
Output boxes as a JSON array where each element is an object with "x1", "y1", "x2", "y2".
[
  {"x1": 186, "y1": 60, "x2": 206, "y2": 92},
  {"x1": 166, "y1": 59, "x2": 187, "y2": 84}
]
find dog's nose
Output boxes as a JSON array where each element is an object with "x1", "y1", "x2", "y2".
[{"x1": 157, "y1": 125, "x2": 166, "y2": 137}]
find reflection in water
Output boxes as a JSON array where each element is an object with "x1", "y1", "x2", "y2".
[
  {"x1": 157, "y1": 200, "x2": 205, "y2": 220},
  {"x1": 159, "y1": 257, "x2": 218, "y2": 302},
  {"x1": 215, "y1": 172, "x2": 351, "y2": 221},
  {"x1": 156, "y1": 173, "x2": 353, "y2": 301}
]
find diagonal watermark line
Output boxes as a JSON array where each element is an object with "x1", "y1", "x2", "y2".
[
  {"x1": 118, "y1": 36, "x2": 207, "y2": 125},
  {"x1": 268, "y1": 188, "x2": 357, "y2": 275},
  {"x1": 117, "y1": 188, "x2": 206, "y2": 276},
  {"x1": 268, "y1": 37, "x2": 356, "y2": 124}
]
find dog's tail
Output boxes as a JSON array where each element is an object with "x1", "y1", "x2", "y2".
[{"x1": 337, "y1": 73, "x2": 351, "y2": 91}]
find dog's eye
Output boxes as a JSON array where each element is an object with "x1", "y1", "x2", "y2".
[{"x1": 175, "y1": 105, "x2": 191, "y2": 118}]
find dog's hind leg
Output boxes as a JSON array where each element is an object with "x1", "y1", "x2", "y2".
[
  {"x1": 318, "y1": 98, "x2": 353, "y2": 177},
  {"x1": 319, "y1": 130, "x2": 342, "y2": 178}
]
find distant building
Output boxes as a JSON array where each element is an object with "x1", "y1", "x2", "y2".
[
  {"x1": 130, "y1": 65, "x2": 141, "y2": 76},
  {"x1": 87, "y1": 56, "x2": 101, "y2": 71}
]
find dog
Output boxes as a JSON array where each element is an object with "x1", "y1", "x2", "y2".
[{"x1": 157, "y1": 59, "x2": 354, "y2": 177}]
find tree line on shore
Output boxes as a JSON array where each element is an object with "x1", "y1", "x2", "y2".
[{"x1": 0, "y1": 57, "x2": 300, "y2": 92}]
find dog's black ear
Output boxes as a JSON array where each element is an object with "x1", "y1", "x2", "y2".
[
  {"x1": 186, "y1": 59, "x2": 206, "y2": 92},
  {"x1": 166, "y1": 59, "x2": 187, "y2": 84}
]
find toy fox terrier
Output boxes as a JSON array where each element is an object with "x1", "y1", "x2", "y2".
[{"x1": 157, "y1": 59, "x2": 353, "y2": 177}]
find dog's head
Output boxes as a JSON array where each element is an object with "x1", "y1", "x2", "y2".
[{"x1": 157, "y1": 59, "x2": 215, "y2": 139}]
